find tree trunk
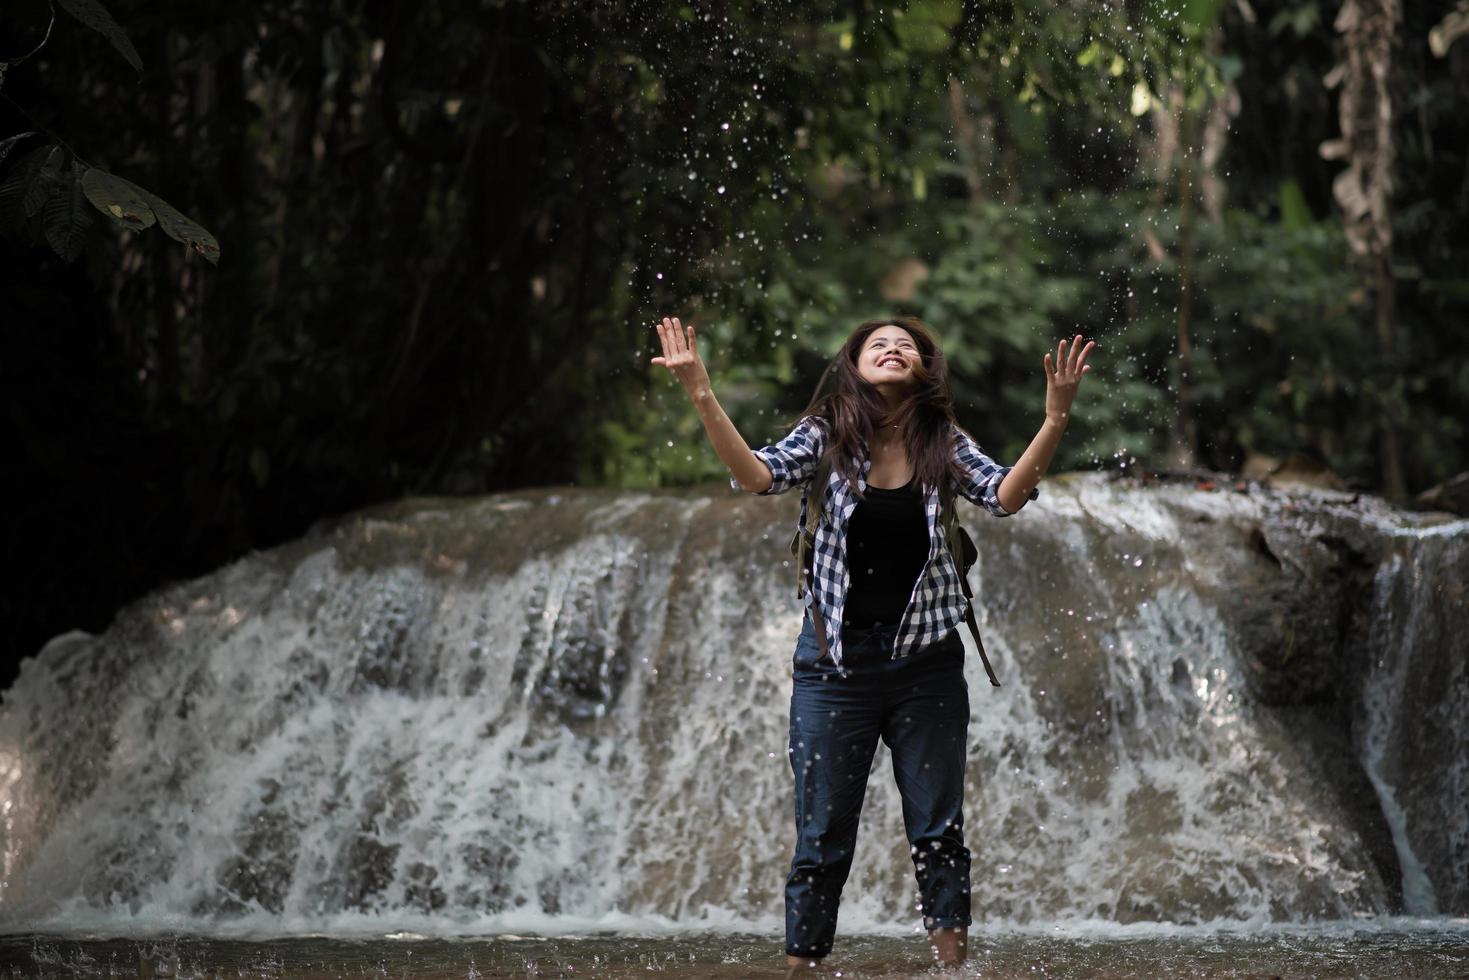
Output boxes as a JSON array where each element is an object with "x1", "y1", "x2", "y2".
[
  {"x1": 1170, "y1": 92, "x2": 1198, "y2": 469},
  {"x1": 1322, "y1": 0, "x2": 1404, "y2": 497}
]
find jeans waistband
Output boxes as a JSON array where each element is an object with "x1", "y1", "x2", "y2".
[{"x1": 838, "y1": 620, "x2": 901, "y2": 658}]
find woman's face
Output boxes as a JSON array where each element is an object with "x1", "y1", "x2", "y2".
[{"x1": 856, "y1": 325, "x2": 921, "y2": 390}]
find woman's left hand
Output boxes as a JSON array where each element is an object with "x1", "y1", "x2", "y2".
[{"x1": 1044, "y1": 334, "x2": 1095, "y2": 424}]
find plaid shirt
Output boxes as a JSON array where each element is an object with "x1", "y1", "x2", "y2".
[{"x1": 732, "y1": 415, "x2": 1038, "y2": 667}]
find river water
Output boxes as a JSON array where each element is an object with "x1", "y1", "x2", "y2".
[{"x1": 4, "y1": 920, "x2": 1469, "y2": 978}]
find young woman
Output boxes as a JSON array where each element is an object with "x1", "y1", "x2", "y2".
[{"x1": 652, "y1": 314, "x2": 1093, "y2": 973}]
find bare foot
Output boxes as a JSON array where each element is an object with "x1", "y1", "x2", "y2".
[{"x1": 785, "y1": 954, "x2": 824, "y2": 976}]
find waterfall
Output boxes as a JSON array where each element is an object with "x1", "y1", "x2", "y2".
[
  {"x1": 1356, "y1": 521, "x2": 1469, "y2": 915},
  {"x1": 1, "y1": 477, "x2": 1464, "y2": 936}
]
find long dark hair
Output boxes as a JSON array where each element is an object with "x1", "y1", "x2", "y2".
[{"x1": 800, "y1": 316, "x2": 962, "y2": 496}]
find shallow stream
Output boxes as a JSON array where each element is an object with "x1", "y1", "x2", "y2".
[{"x1": 6, "y1": 921, "x2": 1469, "y2": 978}]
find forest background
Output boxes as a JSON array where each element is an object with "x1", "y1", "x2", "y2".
[{"x1": 1, "y1": 0, "x2": 1465, "y2": 689}]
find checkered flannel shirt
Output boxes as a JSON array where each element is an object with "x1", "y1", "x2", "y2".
[{"x1": 731, "y1": 415, "x2": 1038, "y2": 667}]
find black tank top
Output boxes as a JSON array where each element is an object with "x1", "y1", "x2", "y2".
[{"x1": 842, "y1": 474, "x2": 929, "y2": 629}]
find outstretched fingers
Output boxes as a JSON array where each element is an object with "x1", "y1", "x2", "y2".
[
  {"x1": 1071, "y1": 335, "x2": 1096, "y2": 378},
  {"x1": 1066, "y1": 334, "x2": 1084, "y2": 373},
  {"x1": 654, "y1": 317, "x2": 682, "y2": 366},
  {"x1": 1051, "y1": 334, "x2": 1096, "y2": 381},
  {"x1": 651, "y1": 319, "x2": 670, "y2": 366},
  {"x1": 652, "y1": 315, "x2": 701, "y2": 370}
]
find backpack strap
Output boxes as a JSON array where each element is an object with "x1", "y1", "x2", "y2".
[
  {"x1": 940, "y1": 480, "x2": 1001, "y2": 687},
  {"x1": 790, "y1": 456, "x2": 834, "y2": 663}
]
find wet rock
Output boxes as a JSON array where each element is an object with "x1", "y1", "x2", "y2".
[
  {"x1": 1262, "y1": 452, "x2": 1347, "y2": 491},
  {"x1": 1227, "y1": 517, "x2": 1376, "y2": 706},
  {"x1": 1241, "y1": 452, "x2": 1279, "y2": 482},
  {"x1": 1413, "y1": 471, "x2": 1469, "y2": 517},
  {"x1": 403, "y1": 861, "x2": 447, "y2": 912},
  {"x1": 340, "y1": 834, "x2": 399, "y2": 909}
]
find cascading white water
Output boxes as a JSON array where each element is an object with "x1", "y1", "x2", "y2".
[
  {"x1": 0, "y1": 476, "x2": 1463, "y2": 937},
  {"x1": 1356, "y1": 519, "x2": 1469, "y2": 915},
  {"x1": 1359, "y1": 550, "x2": 1439, "y2": 917}
]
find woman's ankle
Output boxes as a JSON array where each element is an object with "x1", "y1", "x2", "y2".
[
  {"x1": 785, "y1": 953, "x2": 824, "y2": 973},
  {"x1": 928, "y1": 925, "x2": 968, "y2": 965}
]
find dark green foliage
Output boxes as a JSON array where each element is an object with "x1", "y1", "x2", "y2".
[
  {"x1": 0, "y1": 131, "x2": 36, "y2": 166},
  {"x1": 1, "y1": 0, "x2": 214, "y2": 262},
  {"x1": 81, "y1": 168, "x2": 155, "y2": 231},
  {"x1": 55, "y1": 0, "x2": 142, "y2": 72},
  {"x1": 20, "y1": 145, "x2": 63, "y2": 221},
  {"x1": 0, "y1": 141, "x2": 213, "y2": 261},
  {"x1": 42, "y1": 159, "x2": 91, "y2": 260},
  {"x1": 0, "y1": 142, "x2": 56, "y2": 230},
  {"x1": 0, "y1": 0, "x2": 1465, "y2": 684},
  {"x1": 133, "y1": 181, "x2": 218, "y2": 263}
]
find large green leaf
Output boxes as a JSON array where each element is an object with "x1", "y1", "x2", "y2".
[
  {"x1": 0, "y1": 145, "x2": 48, "y2": 200},
  {"x1": 56, "y1": 0, "x2": 142, "y2": 72},
  {"x1": 123, "y1": 178, "x2": 220, "y2": 263},
  {"x1": 81, "y1": 167, "x2": 156, "y2": 231},
  {"x1": 23, "y1": 145, "x2": 65, "y2": 219},
  {"x1": 0, "y1": 143, "x2": 57, "y2": 231},
  {"x1": 43, "y1": 161, "x2": 93, "y2": 261}
]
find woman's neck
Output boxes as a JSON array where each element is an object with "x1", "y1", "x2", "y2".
[
  {"x1": 870, "y1": 423, "x2": 903, "y2": 450},
  {"x1": 877, "y1": 391, "x2": 904, "y2": 414}
]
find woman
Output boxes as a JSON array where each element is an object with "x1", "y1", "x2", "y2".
[{"x1": 652, "y1": 314, "x2": 1093, "y2": 973}]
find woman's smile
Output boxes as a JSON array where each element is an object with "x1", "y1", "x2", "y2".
[{"x1": 860, "y1": 325, "x2": 921, "y2": 390}]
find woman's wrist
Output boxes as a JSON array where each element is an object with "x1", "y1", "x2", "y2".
[{"x1": 688, "y1": 384, "x2": 716, "y2": 410}]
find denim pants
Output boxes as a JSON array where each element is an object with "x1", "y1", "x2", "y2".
[{"x1": 785, "y1": 613, "x2": 973, "y2": 958}]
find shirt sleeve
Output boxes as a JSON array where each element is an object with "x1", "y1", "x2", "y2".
[
  {"x1": 951, "y1": 425, "x2": 1039, "y2": 517},
  {"x1": 729, "y1": 415, "x2": 827, "y2": 495}
]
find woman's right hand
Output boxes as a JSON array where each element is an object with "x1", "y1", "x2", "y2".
[{"x1": 651, "y1": 315, "x2": 712, "y2": 398}]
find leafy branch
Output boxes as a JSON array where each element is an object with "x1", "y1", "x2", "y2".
[{"x1": 0, "y1": 0, "x2": 219, "y2": 263}]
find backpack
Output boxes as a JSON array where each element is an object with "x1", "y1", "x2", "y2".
[{"x1": 789, "y1": 456, "x2": 1002, "y2": 686}]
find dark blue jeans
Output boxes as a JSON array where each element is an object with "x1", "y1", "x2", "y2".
[{"x1": 785, "y1": 613, "x2": 972, "y2": 958}]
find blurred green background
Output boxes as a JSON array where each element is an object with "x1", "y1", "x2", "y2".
[{"x1": 2, "y1": 0, "x2": 1465, "y2": 681}]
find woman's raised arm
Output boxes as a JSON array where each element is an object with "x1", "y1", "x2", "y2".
[
  {"x1": 981, "y1": 332, "x2": 1096, "y2": 513},
  {"x1": 652, "y1": 315, "x2": 774, "y2": 493}
]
